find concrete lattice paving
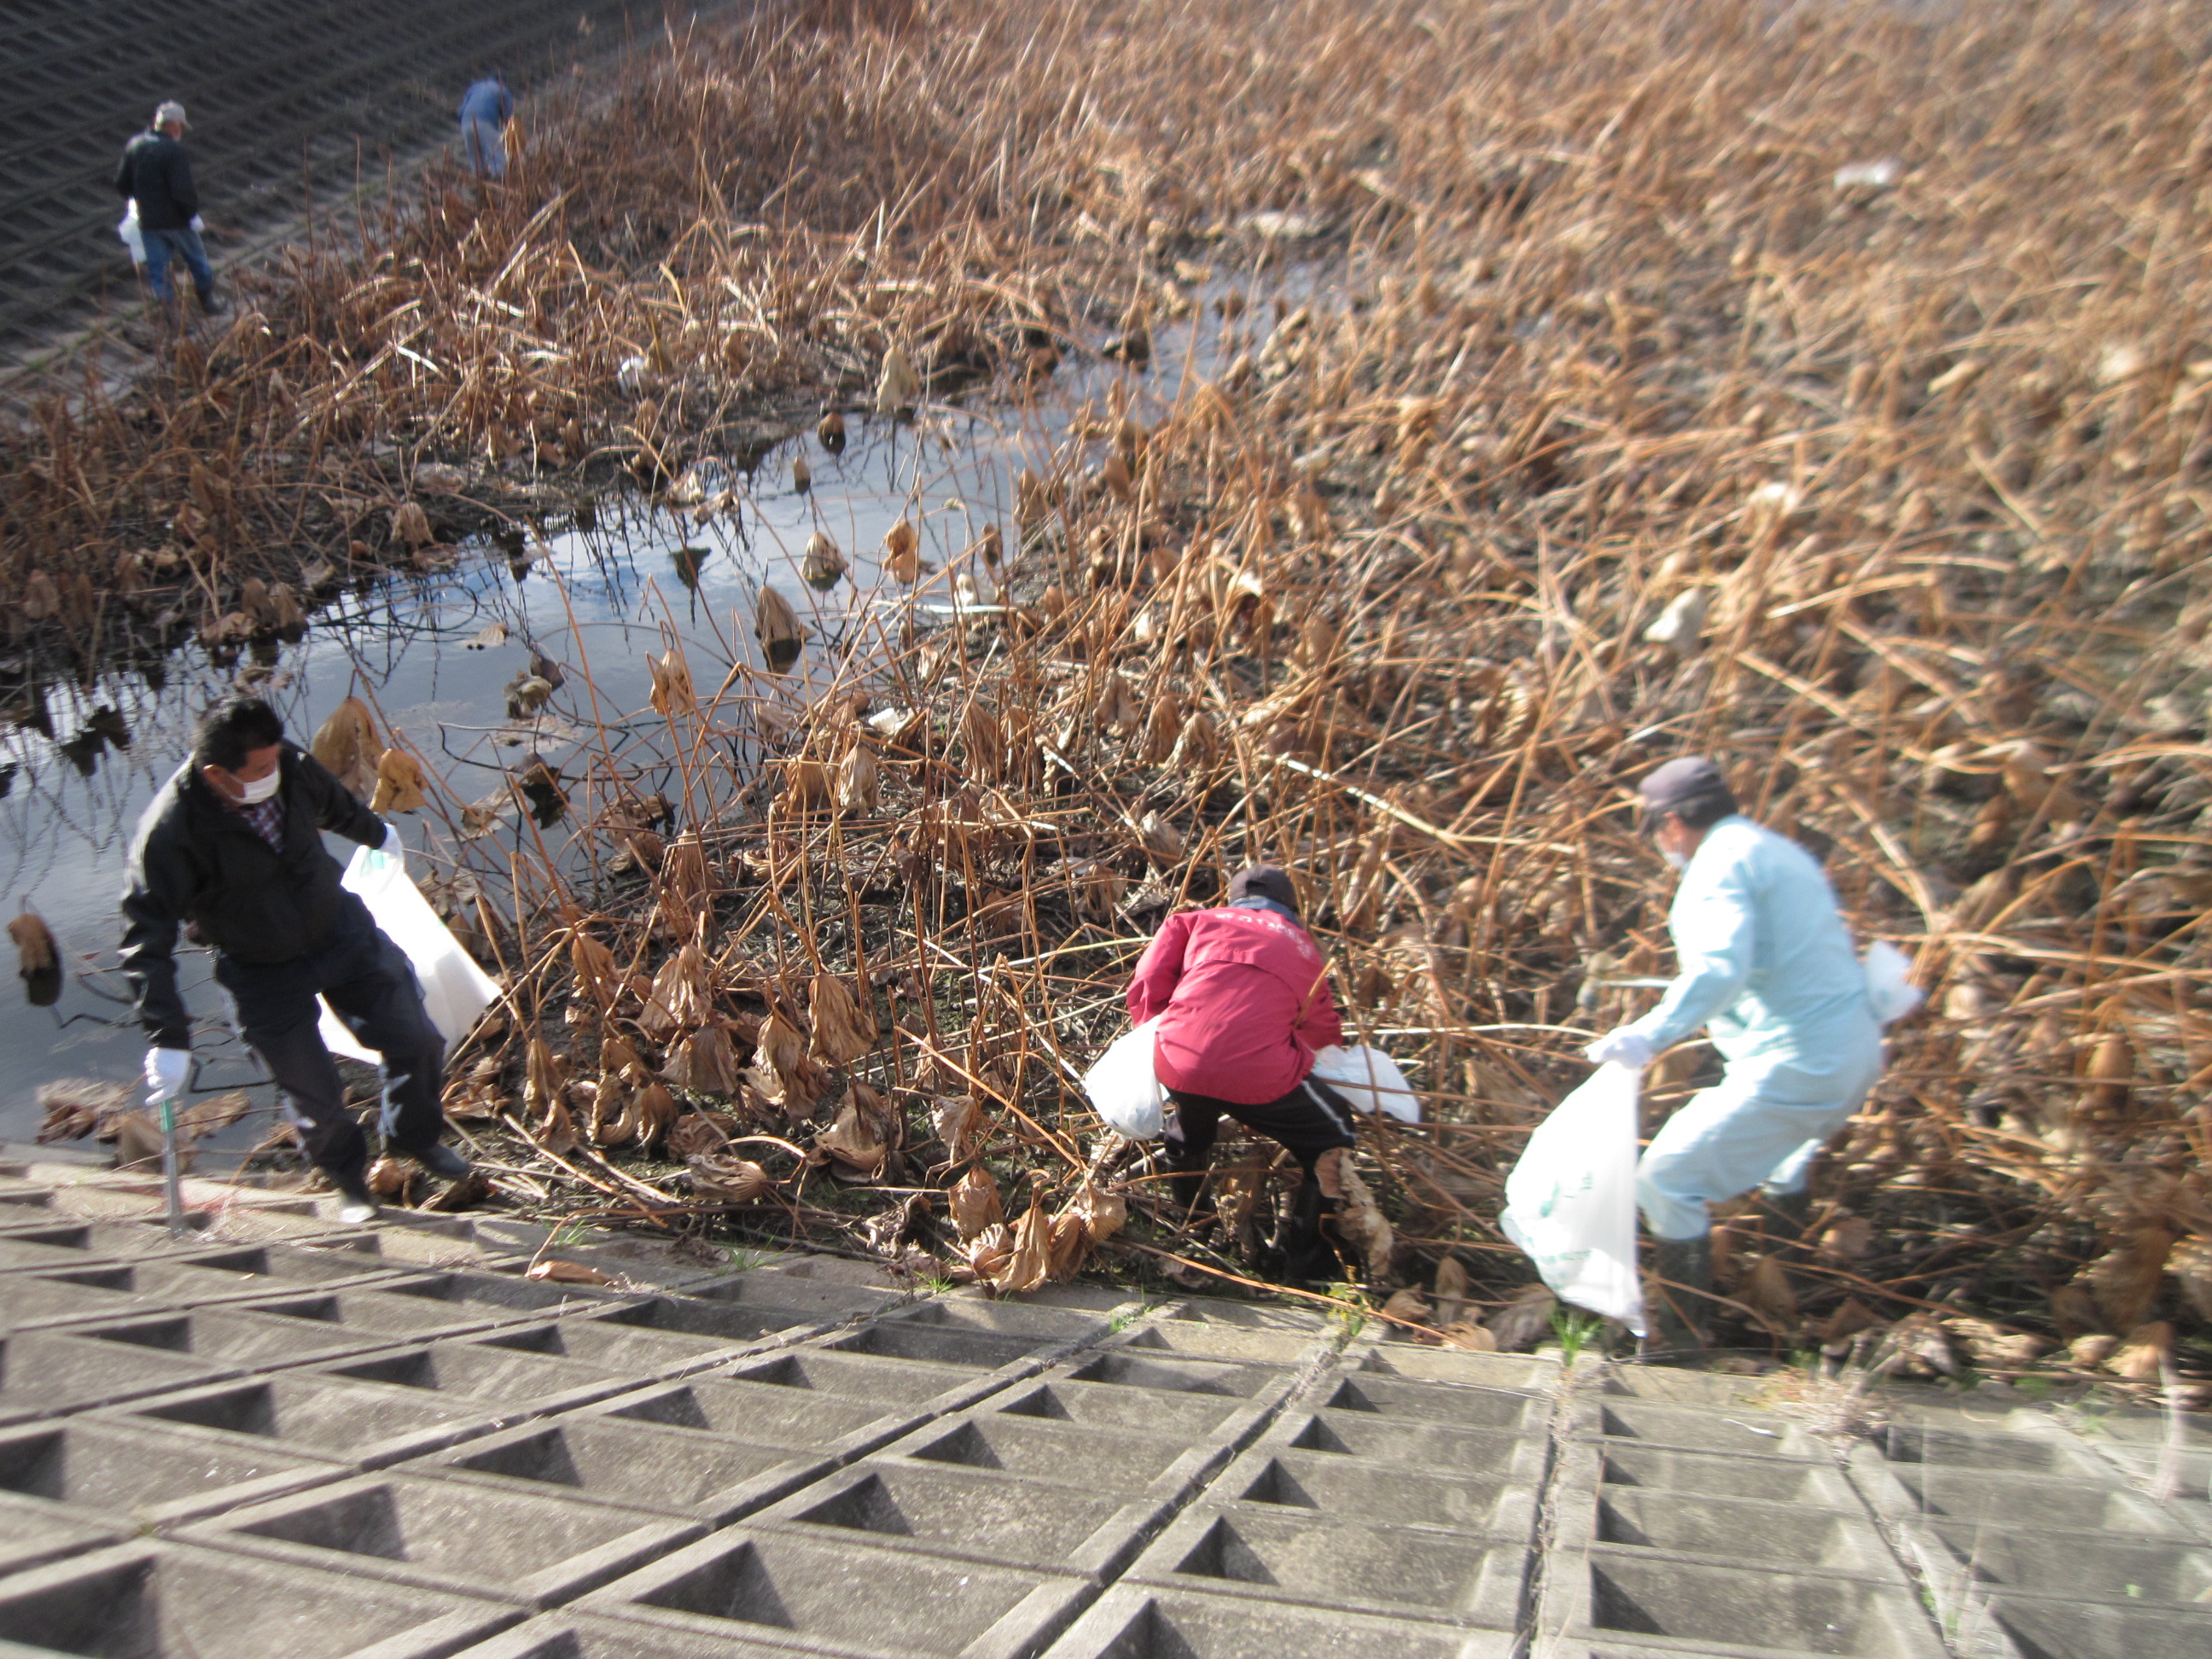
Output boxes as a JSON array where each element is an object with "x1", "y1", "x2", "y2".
[{"x1": 0, "y1": 1146, "x2": 2204, "y2": 1657}]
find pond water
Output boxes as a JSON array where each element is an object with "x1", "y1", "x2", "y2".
[{"x1": 0, "y1": 273, "x2": 1290, "y2": 1152}]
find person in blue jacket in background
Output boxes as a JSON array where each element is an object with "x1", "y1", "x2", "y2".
[
  {"x1": 458, "y1": 71, "x2": 514, "y2": 178},
  {"x1": 1585, "y1": 755, "x2": 1883, "y2": 1355}
]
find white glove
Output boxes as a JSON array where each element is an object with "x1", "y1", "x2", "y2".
[
  {"x1": 189, "y1": 214, "x2": 204, "y2": 233},
  {"x1": 144, "y1": 1047, "x2": 191, "y2": 1103},
  {"x1": 1584, "y1": 1029, "x2": 1656, "y2": 1071}
]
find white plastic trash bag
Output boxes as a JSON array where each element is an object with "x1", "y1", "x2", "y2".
[
  {"x1": 318, "y1": 845, "x2": 500, "y2": 1062},
  {"x1": 1309, "y1": 1044, "x2": 1421, "y2": 1123},
  {"x1": 1083, "y1": 1016, "x2": 1167, "y2": 1139},
  {"x1": 1862, "y1": 940, "x2": 1924, "y2": 1027},
  {"x1": 118, "y1": 201, "x2": 144, "y2": 266},
  {"x1": 1500, "y1": 1062, "x2": 1647, "y2": 1336}
]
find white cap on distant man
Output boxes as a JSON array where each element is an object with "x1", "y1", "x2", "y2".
[{"x1": 154, "y1": 101, "x2": 188, "y2": 130}]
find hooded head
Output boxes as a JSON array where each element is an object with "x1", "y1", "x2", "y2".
[{"x1": 1227, "y1": 864, "x2": 1299, "y2": 917}]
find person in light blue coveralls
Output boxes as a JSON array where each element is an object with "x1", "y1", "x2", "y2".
[
  {"x1": 1585, "y1": 755, "x2": 1883, "y2": 1355},
  {"x1": 458, "y1": 72, "x2": 514, "y2": 178}
]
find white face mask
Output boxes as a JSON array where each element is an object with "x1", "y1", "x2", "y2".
[
  {"x1": 232, "y1": 767, "x2": 282, "y2": 805},
  {"x1": 1661, "y1": 847, "x2": 1690, "y2": 872}
]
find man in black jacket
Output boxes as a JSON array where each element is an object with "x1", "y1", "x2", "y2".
[
  {"x1": 120, "y1": 696, "x2": 469, "y2": 1220},
  {"x1": 114, "y1": 100, "x2": 220, "y2": 317}
]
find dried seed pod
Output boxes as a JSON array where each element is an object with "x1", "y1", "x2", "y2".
[
  {"x1": 21, "y1": 571, "x2": 59, "y2": 621},
  {"x1": 801, "y1": 529, "x2": 845, "y2": 588},
  {"x1": 876, "y1": 343, "x2": 921, "y2": 416},
  {"x1": 311, "y1": 697, "x2": 380, "y2": 800},
  {"x1": 667, "y1": 1022, "x2": 744, "y2": 1094},
  {"x1": 2082, "y1": 1031, "x2": 2134, "y2": 1117},
  {"x1": 835, "y1": 744, "x2": 881, "y2": 817},
  {"x1": 649, "y1": 648, "x2": 696, "y2": 717},
  {"x1": 689, "y1": 1153, "x2": 771, "y2": 1203},
  {"x1": 754, "y1": 585, "x2": 805, "y2": 670},
  {"x1": 391, "y1": 501, "x2": 434, "y2": 547},
  {"x1": 882, "y1": 519, "x2": 922, "y2": 584},
  {"x1": 369, "y1": 748, "x2": 428, "y2": 813},
  {"x1": 817, "y1": 410, "x2": 847, "y2": 452},
  {"x1": 808, "y1": 971, "x2": 877, "y2": 1067},
  {"x1": 569, "y1": 930, "x2": 620, "y2": 1009},
  {"x1": 1136, "y1": 811, "x2": 1184, "y2": 864},
  {"x1": 815, "y1": 1096, "x2": 888, "y2": 1179},
  {"x1": 950, "y1": 1164, "x2": 1002, "y2": 1240}
]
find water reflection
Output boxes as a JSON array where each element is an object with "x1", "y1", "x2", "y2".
[{"x1": 0, "y1": 267, "x2": 1293, "y2": 1150}]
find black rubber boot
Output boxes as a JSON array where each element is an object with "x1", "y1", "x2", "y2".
[
  {"x1": 1761, "y1": 1187, "x2": 1815, "y2": 1247},
  {"x1": 1648, "y1": 1234, "x2": 1714, "y2": 1363}
]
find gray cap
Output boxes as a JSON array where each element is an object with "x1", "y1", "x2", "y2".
[
  {"x1": 1227, "y1": 863, "x2": 1299, "y2": 915},
  {"x1": 1638, "y1": 755, "x2": 1738, "y2": 828},
  {"x1": 154, "y1": 101, "x2": 188, "y2": 129}
]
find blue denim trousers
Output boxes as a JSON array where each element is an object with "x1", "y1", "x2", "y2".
[{"x1": 142, "y1": 225, "x2": 213, "y2": 302}]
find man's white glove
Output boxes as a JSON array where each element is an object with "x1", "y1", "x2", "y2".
[
  {"x1": 1584, "y1": 1029, "x2": 1656, "y2": 1071},
  {"x1": 189, "y1": 214, "x2": 204, "y2": 233},
  {"x1": 144, "y1": 1047, "x2": 191, "y2": 1103}
]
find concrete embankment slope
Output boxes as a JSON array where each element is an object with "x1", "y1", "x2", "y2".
[
  {"x1": 0, "y1": 0, "x2": 707, "y2": 351},
  {"x1": 0, "y1": 1144, "x2": 2203, "y2": 1656}
]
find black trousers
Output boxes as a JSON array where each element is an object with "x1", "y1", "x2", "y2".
[
  {"x1": 215, "y1": 910, "x2": 447, "y2": 1186},
  {"x1": 1163, "y1": 1077, "x2": 1359, "y2": 1180},
  {"x1": 1163, "y1": 1077, "x2": 1359, "y2": 1280}
]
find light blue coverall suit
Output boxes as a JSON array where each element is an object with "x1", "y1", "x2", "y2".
[{"x1": 1620, "y1": 816, "x2": 1883, "y2": 1241}]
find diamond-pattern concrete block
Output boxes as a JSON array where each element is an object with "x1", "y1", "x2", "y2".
[
  {"x1": 51, "y1": 1302, "x2": 403, "y2": 1370},
  {"x1": 1125, "y1": 1504, "x2": 1530, "y2": 1627},
  {"x1": 1596, "y1": 1441, "x2": 1860, "y2": 1508},
  {"x1": 308, "y1": 1337, "x2": 643, "y2": 1413},
  {"x1": 97, "y1": 1366, "x2": 520, "y2": 1468},
  {"x1": 1580, "y1": 1487, "x2": 1903, "y2": 1579},
  {"x1": 881, "y1": 1407, "x2": 1228, "y2": 1494},
  {"x1": 0, "y1": 1540, "x2": 520, "y2": 1656},
  {"x1": 1313, "y1": 1371, "x2": 1551, "y2": 1432},
  {"x1": 982, "y1": 1373, "x2": 1272, "y2": 1440},
  {"x1": 443, "y1": 1610, "x2": 815, "y2": 1656},
  {"x1": 1903, "y1": 1516, "x2": 2212, "y2": 1609},
  {"x1": 1985, "y1": 1589, "x2": 2212, "y2": 1659},
  {"x1": 177, "y1": 1470, "x2": 703, "y2": 1608},
  {"x1": 1576, "y1": 1397, "x2": 1823, "y2": 1459},
  {"x1": 1102, "y1": 1323, "x2": 1321, "y2": 1366},
  {"x1": 585, "y1": 1376, "x2": 915, "y2": 1458},
  {"x1": 1062, "y1": 1351, "x2": 1282, "y2": 1398},
  {"x1": 0, "y1": 1413, "x2": 346, "y2": 1527},
  {"x1": 1353, "y1": 1345, "x2": 1561, "y2": 1394},
  {"x1": 398, "y1": 1411, "x2": 832, "y2": 1525},
  {"x1": 574, "y1": 1528, "x2": 1092, "y2": 1659},
  {"x1": 1552, "y1": 1551, "x2": 1951, "y2": 1657},
  {"x1": 0, "y1": 1326, "x2": 238, "y2": 1420},
  {"x1": 1041, "y1": 1584, "x2": 1520, "y2": 1658},
  {"x1": 1270, "y1": 1405, "x2": 1551, "y2": 1477},
  {"x1": 1214, "y1": 1445, "x2": 1540, "y2": 1536},
  {"x1": 724, "y1": 1345, "x2": 1011, "y2": 1410},
  {"x1": 754, "y1": 1458, "x2": 1173, "y2": 1578},
  {"x1": 464, "y1": 1313, "x2": 755, "y2": 1377},
  {"x1": 1849, "y1": 1447, "x2": 2201, "y2": 1536},
  {"x1": 0, "y1": 1498, "x2": 120, "y2": 1576}
]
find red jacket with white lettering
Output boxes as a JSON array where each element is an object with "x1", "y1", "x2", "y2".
[{"x1": 1125, "y1": 903, "x2": 1344, "y2": 1105}]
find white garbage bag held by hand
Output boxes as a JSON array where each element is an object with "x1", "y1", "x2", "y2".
[
  {"x1": 1583, "y1": 1027, "x2": 1655, "y2": 1071},
  {"x1": 1309, "y1": 1044, "x2": 1421, "y2": 1122},
  {"x1": 1083, "y1": 1016, "x2": 1167, "y2": 1139},
  {"x1": 1501, "y1": 1062, "x2": 1648, "y2": 1336},
  {"x1": 317, "y1": 842, "x2": 500, "y2": 1062},
  {"x1": 1862, "y1": 940, "x2": 1924, "y2": 1027}
]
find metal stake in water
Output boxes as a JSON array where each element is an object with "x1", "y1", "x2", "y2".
[{"x1": 158, "y1": 1096, "x2": 186, "y2": 1238}]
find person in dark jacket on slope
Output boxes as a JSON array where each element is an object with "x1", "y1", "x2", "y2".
[
  {"x1": 1126, "y1": 864, "x2": 1359, "y2": 1281},
  {"x1": 114, "y1": 100, "x2": 220, "y2": 317},
  {"x1": 120, "y1": 696, "x2": 469, "y2": 1222}
]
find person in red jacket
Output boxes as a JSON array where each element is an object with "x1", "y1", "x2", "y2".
[{"x1": 1126, "y1": 864, "x2": 1357, "y2": 1281}]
